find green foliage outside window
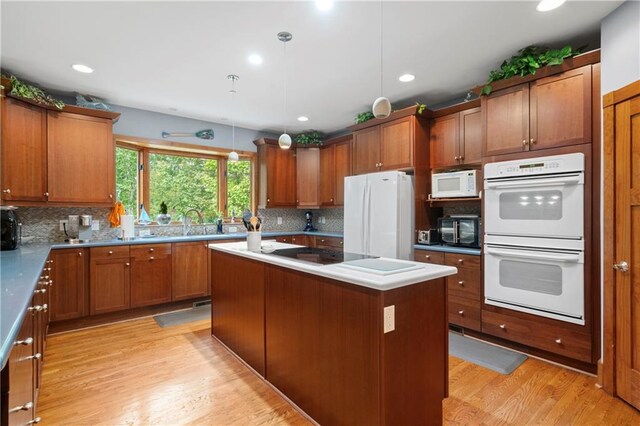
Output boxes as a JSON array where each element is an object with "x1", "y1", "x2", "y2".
[
  {"x1": 115, "y1": 147, "x2": 138, "y2": 216},
  {"x1": 227, "y1": 160, "x2": 251, "y2": 217}
]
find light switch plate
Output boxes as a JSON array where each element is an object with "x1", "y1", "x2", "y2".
[
  {"x1": 228, "y1": 226, "x2": 238, "y2": 233},
  {"x1": 384, "y1": 305, "x2": 395, "y2": 333},
  {"x1": 277, "y1": 217, "x2": 283, "y2": 225},
  {"x1": 91, "y1": 220, "x2": 100, "y2": 230}
]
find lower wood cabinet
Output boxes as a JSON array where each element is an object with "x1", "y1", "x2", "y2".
[
  {"x1": 172, "y1": 242, "x2": 209, "y2": 301},
  {"x1": 50, "y1": 248, "x2": 88, "y2": 322},
  {"x1": 130, "y1": 244, "x2": 172, "y2": 308},
  {"x1": 89, "y1": 246, "x2": 131, "y2": 315},
  {"x1": 313, "y1": 236, "x2": 344, "y2": 250},
  {"x1": 290, "y1": 234, "x2": 309, "y2": 247}
]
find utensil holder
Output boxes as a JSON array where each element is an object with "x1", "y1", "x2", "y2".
[{"x1": 247, "y1": 231, "x2": 262, "y2": 252}]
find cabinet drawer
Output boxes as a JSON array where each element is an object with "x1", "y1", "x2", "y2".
[
  {"x1": 448, "y1": 295, "x2": 481, "y2": 331},
  {"x1": 130, "y1": 243, "x2": 171, "y2": 259},
  {"x1": 414, "y1": 250, "x2": 445, "y2": 265},
  {"x1": 274, "y1": 236, "x2": 291, "y2": 244},
  {"x1": 90, "y1": 245, "x2": 130, "y2": 260},
  {"x1": 447, "y1": 268, "x2": 481, "y2": 301},
  {"x1": 290, "y1": 235, "x2": 309, "y2": 246},
  {"x1": 482, "y1": 310, "x2": 591, "y2": 362},
  {"x1": 444, "y1": 252, "x2": 481, "y2": 269},
  {"x1": 315, "y1": 236, "x2": 343, "y2": 249}
]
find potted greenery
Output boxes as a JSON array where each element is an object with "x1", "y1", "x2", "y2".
[
  {"x1": 156, "y1": 201, "x2": 172, "y2": 225},
  {"x1": 295, "y1": 130, "x2": 324, "y2": 146}
]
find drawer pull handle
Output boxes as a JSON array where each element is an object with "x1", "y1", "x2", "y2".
[
  {"x1": 108, "y1": 250, "x2": 113, "y2": 255},
  {"x1": 499, "y1": 324, "x2": 506, "y2": 330},
  {"x1": 149, "y1": 256, "x2": 155, "y2": 261},
  {"x1": 10, "y1": 401, "x2": 33, "y2": 413},
  {"x1": 457, "y1": 259, "x2": 464, "y2": 264},
  {"x1": 458, "y1": 310, "x2": 465, "y2": 316},
  {"x1": 27, "y1": 417, "x2": 42, "y2": 425},
  {"x1": 149, "y1": 248, "x2": 155, "y2": 252},
  {"x1": 425, "y1": 255, "x2": 431, "y2": 260},
  {"x1": 15, "y1": 337, "x2": 33, "y2": 346},
  {"x1": 34, "y1": 288, "x2": 47, "y2": 294},
  {"x1": 125, "y1": 262, "x2": 130, "y2": 266},
  {"x1": 339, "y1": 241, "x2": 343, "y2": 245},
  {"x1": 25, "y1": 353, "x2": 42, "y2": 361},
  {"x1": 458, "y1": 280, "x2": 464, "y2": 286},
  {"x1": 78, "y1": 251, "x2": 83, "y2": 257},
  {"x1": 555, "y1": 338, "x2": 562, "y2": 345}
]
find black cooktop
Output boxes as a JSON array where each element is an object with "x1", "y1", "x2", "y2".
[{"x1": 267, "y1": 247, "x2": 377, "y2": 265}]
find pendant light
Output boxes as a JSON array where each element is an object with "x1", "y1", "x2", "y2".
[
  {"x1": 372, "y1": 0, "x2": 391, "y2": 119},
  {"x1": 227, "y1": 74, "x2": 239, "y2": 162},
  {"x1": 278, "y1": 31, "x2": 293, "y2": 149}
]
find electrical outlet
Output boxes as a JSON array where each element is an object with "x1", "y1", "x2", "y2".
[
  {"x1": 383, "y1": 305, "x2": 395, "y2": 333},
  {"x1": 228, "y1": 226, "x2": 238, "y2": 233},
  {"x1": 277, "y1": 217, "x2": 283, "y2": 225},
  {"x1": 320, "y1": 216, "x2": 326, "y2": 224},
  {"x1": 91, "y1": 220, "x2": 100, "y2": 230},
  {"x1": 59, "y1": 220, "x2": 68, "y2": 231}
]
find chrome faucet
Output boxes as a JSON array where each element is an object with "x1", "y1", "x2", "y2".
[{"x1": 183, "y1": 208, "x2": 204, "y2": 235}]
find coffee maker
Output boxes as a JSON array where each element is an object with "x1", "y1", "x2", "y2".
[
  {"x1": 303, "y1": 211, "x2": 317, "y2": 232},
  {"x1": 65, "y1": 215, "x2": 93, "y2": 243}
]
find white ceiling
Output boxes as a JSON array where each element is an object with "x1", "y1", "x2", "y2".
[{"x1": 1, "y1": 1, "x2": 622, "y2": 134}]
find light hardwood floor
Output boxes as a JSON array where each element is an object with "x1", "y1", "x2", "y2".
[{"x1": 39, "y1": 317, "x2": 639, "y2": 425}]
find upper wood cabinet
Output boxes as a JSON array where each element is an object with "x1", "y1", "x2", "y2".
[
  {"x1": 296, "y1": 148, "x2": 320, "y2": 209},
  {"x1": 350, "y1": 108, "x2": 429, "y2": 175},
  {"x1": 0, "y1": 94, "x2": 120, "y2": 206},
  {"x1": 255, "y1": 139, "x2": 297, "y2": 208},
  {"x1": 482, "y1": 65, "x2": 593, "y2": 157},
  {"x1": 50, "y1": 248, "x2": 88, "y2": 322},
  {"x1": 1, "y1": 97, "x2": 48, "y2": 202},
  {"x1": 430, "y1": 105, "x2": 482, "y2": 169},
  {"x1": 320, "y1": 136, "x2": 351, "y2": 207}
]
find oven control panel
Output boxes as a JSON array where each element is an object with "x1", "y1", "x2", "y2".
[
  {"x1": 484, "y1": 153, "x2": 585, "y2": 179},
  {"x1": 499, "y1": 160, "x2": 561, "y2": 175}
]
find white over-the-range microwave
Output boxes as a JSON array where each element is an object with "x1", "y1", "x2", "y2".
[{"x1": 431, "y1": 170, "x2": 480, "y2": 198}]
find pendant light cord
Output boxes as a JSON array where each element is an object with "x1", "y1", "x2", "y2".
[
  {"x1": 380, "y1": 0, "x2": 383, "y2": 97},
  {"x1": 231, "y1": 79, "x2": 236, "y2": 151},
  {"x1": 283, "y1": 40, "x2": 287, "y2": 134}
]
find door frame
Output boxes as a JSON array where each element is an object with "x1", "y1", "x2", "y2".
[{"x1": 601, "y1": 79, "x2": 640, "y2": 394}]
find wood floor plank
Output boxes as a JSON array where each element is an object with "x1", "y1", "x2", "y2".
[{"x1": 38, "y1": 318, "x2": 640, "y2": 425}]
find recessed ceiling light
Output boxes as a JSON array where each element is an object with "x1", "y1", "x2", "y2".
[
  {"x1": 248, "y1": 54, "x2": 263, "y2": 65},
  {"x1": 71, "y1": 64, "x2": 94, "y2": 73},
  {"x1": 297, "y1": 116, "x2": 309, "y2": 122},
  {"x1": 536, "y1": 0, "x2": 566, "y2": 12},
  {"x1": 399, "y1": 74, "x2": 415, "y2": 82},
  {"x1": 316, "y1": 0, "x2": 334, "y2": 11}
]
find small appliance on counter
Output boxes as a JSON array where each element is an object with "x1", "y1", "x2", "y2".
[
  {"x1": 65, "y1": 214, "x2": 93, "y2": 243},
  {"x1": 1, "y1": 207, "x2": 21, "y2": 251},
  {"x1": 431, "y1": 169, "x2": 480, "y2": 198},
  {"x1": 437, "y1": 215, "x2": 481, "y2": 248},
  {"x1": 417, "y1": 229, "x2": 440, "y2": 245},
  {"x1": 303, "y1": 210, "x2": 317, "y2": 232}
]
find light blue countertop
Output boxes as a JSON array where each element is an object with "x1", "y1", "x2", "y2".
[
  {"x1": 414, "y1": 244, "x2": 482, "y2": 256},
  {"x1": 0, "y1": 231, "x2": 342, "y2": 369}
]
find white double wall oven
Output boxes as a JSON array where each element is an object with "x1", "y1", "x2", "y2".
[{"x1": 483, "y1": 153, "x2": 586, "y2": 325}]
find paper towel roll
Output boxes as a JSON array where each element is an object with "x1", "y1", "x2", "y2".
[{"x1": 120, "y1": 215, "x2": 135, "y2": 239}]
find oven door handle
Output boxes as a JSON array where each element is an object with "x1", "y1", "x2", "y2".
[
  {"x1": 485, "y1": 247, "x2": 582, "y2": 263},
  {"x1": 485, "y1": 174, "x2": 583, "y2": 190}
]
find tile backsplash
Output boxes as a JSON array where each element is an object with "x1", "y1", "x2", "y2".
[{"x1": 16, "y1": 206, "x2": 345, "y2": 243}]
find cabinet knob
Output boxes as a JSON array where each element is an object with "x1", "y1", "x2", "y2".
[
  {"x1": 78, "y1": 252, "x2": 83, "y2": 257},
  {"x1": 330, "y1": 198, "x2": 333, "y2": 202},
  {"x1": 125, "y1": 262, "x2": 130, "y2": 266},
  {"x1": 530, "y1": 138, "x2": 536, "y2": 145},
  {"x1": 28, "y1": 305, "x2": 45, "y2": 313},
  {"x1": 425, "y1": 255, "x2": 430, "y2": 260},
  {"x1": 459, "y1": 156, "x2": 464, "y2": 161},
  {"x1": 44, "y1": 192, "x2": 49, "y2": 197},
  {"x1": 149, "y1": 256, "x2": 154, "y2": 260},
  {"x1": 458, "y1": 310, "x2": 465, "y2": 316},
  {"x1": 149, "y1": 248, "x2": 154, "y2": 252},
  {"x1": 10, "y1": 401, "x2": 33, "y2": 413},
  {"x1": 108, "y1": 250, "x2": 113, "y2": 255},
  {"x1": 499, "y1": 324, "x2": 506, "y2": 329},
  {"x1": 296, "y1": 200, "x2": 299, "y2": 203},
  {"x1": 522, "y1": 139, "x2": 528, "y2": 148},
  {"x1": 458, "y1": 280, "x2": 464, "y2": 286},
  {"x1": 457, "y1": 258, "x2": 464, "y2": 264},
  {"x1": 2, "y1": 188, "x2": 10, "y2": 194},
  {"x1": 15, "y1": 337, "x2": 33, "y2": 346},
  {"x1": 267, "y1": 198, "x2": 270, "y2": 203},
  {"x1": 555, "y1": 338, "x2": 562, "y2": 345},
  {"x1": 34, "y1": 288, "x2": 47, "y2": 294},
  {"x1": 25, "y1": 353, "x2": 42, "y2": 361},
  {"x1": 109, "y1": 194, "x2": 113, "y2": 199},
  {"x1": 339, "y1": 241, "x2": 343, "y2": 245},
  {"x1": 454, "y1": 156, "x2": 460, "y2": 160}
]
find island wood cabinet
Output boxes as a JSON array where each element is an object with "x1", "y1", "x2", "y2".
[
  {"x1": 255, "y1": 139, "x2": 297, "y2": 208},
  {"x1": 430, "y1": 105, "x2": 481, "y2": 168},
  {"x1": 130, "y1": 244, "x2": 172, "y2": 308},
  {"x1": 296, "y1": 148, "x2": 320, "y2": 209},
  {"x1": 172, "y1": 241, "x2": 209, "y2": 301},
  {"x1": 319, "y1": 136, "x2": 351, "y2": 207},
  {"x1": 50, "y1": 248, "x2": 88, "y2": 322},
  {"x1": 0, "y1": 96, "x2": 120, "y2": 206},
  {"x1": 89, "y1": 246, "x2": 131, "y2": 315},
  {"x1": 482, "y1": 65, "x2": 593, "y2": 157}
]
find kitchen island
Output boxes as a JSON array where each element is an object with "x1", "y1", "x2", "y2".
[{"x1": 209, "y1": 241, "x2": 457, "y2": 426}]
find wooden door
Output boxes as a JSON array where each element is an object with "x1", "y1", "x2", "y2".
[
  {"x1": 430, "y1": 113, "x2": 460, "y2": 168},
  {"x1": 90, "y1": 254, "x2": 131, "y2": 315},
  {"x1": 460, "y1": 107, "x2": 482, "y2": 165},
  {"x1": 50, "y1": 249, "x2": 87, "y2": 321},
  {"x1": 47, "y1": 112, "x2": 115, "y2": 205},
  {"x1": 380, "y1": 116, "x2": 413, "y2": 170},
  {"x1": 482, "y1": 83, "x2": 530, "y2": 156},
  {"x1": 1, "y1": 97, "x2": 48, "y2": 202},
  {"x1": 319, "y1": 145, "x2": 335, "y2": 206},
  {"x1": 296, "y1": 148, "x2": 320, "y2": 208},
  {"x1": 614, "y1": 94, "x2": 640, "y2": 409},
  {"x1": 352, "y1": 127, "x2": 380, "y2": 175},
  {"x1": 333, "y1": 140, "x2": 351, "y2": 206},
  {"x1": 530, "y1": 65, "x2": 592, "y2": 150},
  {"x1": 172, "y1": 242, "x2": 209, "y2": 301},
  {"x1": 266, "y1": 145, "x2": 297, "y2": 207}
]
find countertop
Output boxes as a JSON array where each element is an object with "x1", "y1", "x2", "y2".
[
  {"x1": 414, "y1": 244, "x2": 482, "y2": 256},
  {"x1": 209, "y1": 241, "x2": 458, "y2": 292}
]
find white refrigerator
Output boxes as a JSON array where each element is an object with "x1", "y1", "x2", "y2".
[{"x1": 343, "y1": 171, "x2": 415, "y2": 260}]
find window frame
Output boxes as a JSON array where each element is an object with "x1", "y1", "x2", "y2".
[{"x1": 115, "y1": 135, "x2": 256, "y2": 221}]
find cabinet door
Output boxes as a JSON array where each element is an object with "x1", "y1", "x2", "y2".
[
  {"x1": 352, "y1": 127, "x2": 380, "y2": 175},
  {"x1": 380, "y1": 116, "x2": 413, "y2": 170},
  {"x1": 50, "y1": 249, "x2": 87, "y2": 321},
  {"x1": 130, "y1": 255, "x2": 172, "y2": 307},
  {"x1": 333, "y1": 140, "x2": 351, "y2": 206},
  {"x1": 1, "y1": 97, "x2": 48, "y2": 202},
  {"x1": 291, "y1": 234, "x2": 309, "y2": 247},
  {"x1": 460, "y1": 107, "x2": 482, "y2": 165},
  {"x1": 482, "y1": 84, "x2": 530, "y2": 156},
  {"x1": 6, "y1": 313, "x2": 34, "y2": 426},
  {"x1": 266, "y1": 145, "x2": 297, "y2": 207},
  {"x1": 319, "y1": 145, "x2": 335, "y2": 207},
  {"x1": 90, "y1": 255, "x2": 130, "y2": 315},
  {"x1": 172, "y1": 242, "x2": 209, "y2": 301},
  {"x1": 430, "y1": 113, "x2": 460, "y2": 168},
  {"x1": 47, "y1": 112, "x2": 115, "y2": 205},
  {"x1": 530, "y1": 65, "x2": 592, "y2": 150},
  {"x1": 296, "y1": 148, "x2": 320, "y2": 208}
]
